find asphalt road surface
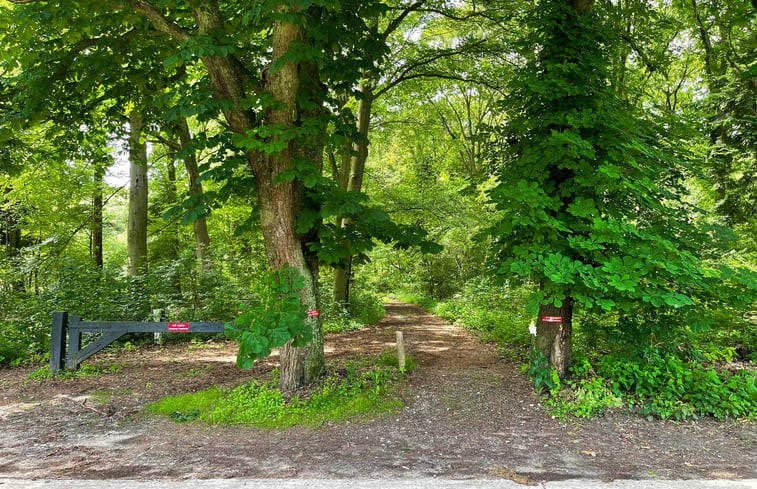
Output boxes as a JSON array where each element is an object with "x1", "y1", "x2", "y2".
[{"x1": 1, "y1": 479, "x2": 756, "y2": 489}]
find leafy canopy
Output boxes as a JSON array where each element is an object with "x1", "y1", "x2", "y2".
[{"x1": 484, "y1": 0, "x2": 756, "y2": 326}]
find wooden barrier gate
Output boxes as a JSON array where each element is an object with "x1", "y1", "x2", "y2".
[{"x1": 50, "y1": 312, "x2": 227, "y2": 373}]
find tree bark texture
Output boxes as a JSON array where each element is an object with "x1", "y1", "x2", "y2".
[
  {"x1": 177, "y1": 118, "x2": 211, "y2": 270},
  {"x1": 536, "y1": 299, "x2": 573, "y2": 379},
  {"x1": 127, "y1": 112, "x2": 148, "y2": 277},
  {"x1": 260, "y1": 18, "x2": 325, "y2": 391}
]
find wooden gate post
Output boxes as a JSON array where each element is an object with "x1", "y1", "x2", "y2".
[
  {"x1": 50, "y1": 312, "x2": 68, "y2": 374},
  {"x1": 66, "y1": 316, "x2": 82, "y2": 370}
]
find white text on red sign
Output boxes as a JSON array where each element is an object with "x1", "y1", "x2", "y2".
[{"x1": 167, "y1": 322, "x2": 190, "y2": 332}]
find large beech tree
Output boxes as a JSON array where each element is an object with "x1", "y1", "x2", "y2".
[{"x1": 4, "y1": 0, "x2": 439, "y2": 390}]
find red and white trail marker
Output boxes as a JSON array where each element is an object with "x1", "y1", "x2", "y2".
[{"x1": 541, "y1": 316, "x2": 563, "y2": 323}]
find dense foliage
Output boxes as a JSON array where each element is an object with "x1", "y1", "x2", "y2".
[{"x1": 0, "y1": 0, "x2": 755, "y2": 418}]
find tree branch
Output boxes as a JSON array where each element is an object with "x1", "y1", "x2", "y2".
[
  {"x1": 125, "y1": 0, "x2": 191, "y2": 43},
  {"x1": 376, "y1": 70, "x2": 504, "y2": 99},
  {"x1": 375, "y1": 41, "x2": 491, "y2": 98},
  {"x1": 381, "y1": 0, "x2": 427, "y2": 43}
]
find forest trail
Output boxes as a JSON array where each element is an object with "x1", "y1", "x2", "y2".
[{"x1": 0, "y1": 301, "x2": 755, "y2": 482}]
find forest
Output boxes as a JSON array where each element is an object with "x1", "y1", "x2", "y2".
[{"x1": 0, "y1": 0, "x2": 755, "y2": 420}]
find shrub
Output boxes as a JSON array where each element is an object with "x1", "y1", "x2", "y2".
[
  {"x1": 542, "y1": 350, "x2": 757, "y2": 420},
  {"x1": 322, "y1": 289, "x2": 385, "y2": 334}
]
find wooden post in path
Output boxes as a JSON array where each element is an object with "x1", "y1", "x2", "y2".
[{"x1": 396, "y1": 331, "x2": 406, "y2": 371}]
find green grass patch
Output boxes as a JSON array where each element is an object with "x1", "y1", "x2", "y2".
[
  {"x1": 147, "y1": 361, "x2": 407, "y2": 428},
  {"x1": 376, "y1": 349, "x2": 417, "y2": 373}
]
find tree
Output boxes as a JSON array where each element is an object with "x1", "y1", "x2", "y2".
[
  {"x1": 330, "y1": 0, "x2": 504, "y2": 306},
  {"x1": 687, "y1": 0, "x2": 756, "y2": 227},
  {"x1": 485, "y1": 0, "x2": 755, "y2": 377},
  {"x1": 127, "y1": 112, "x2": 149, "y2": 277},
  {"x1": 3, "y1": 0, "x2": 444, "y2": 390},
  {"x1": 176, "y1": 118, "x2": 212, "y2": 270}
]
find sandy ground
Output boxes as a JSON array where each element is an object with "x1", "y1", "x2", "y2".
[{"x1": 0, "y1": 302, "x2": 755, "y2": 482}]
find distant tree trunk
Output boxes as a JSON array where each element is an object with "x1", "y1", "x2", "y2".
[
  {"x1": 333, "y1": 82, "x2": 373, "y2": 306},
  {"x1": 164, "y1": 156, "x2": 183, "y2": 294},
  {"x1": 177, "y1": 117, "x2": 211, "y2": 271},
  {"x1": 536, "y1": 299, "x2": 573, "y2": 379},
  {"x1": 127, "y1": 112, "x2": 148, "y2": 277},
  {"x1": 333, "y1": 257, "x2": 352, "y2": 307},
  {"x1": 91, "y1": 162, "x2": 104, "y2": 269},
  {"x1": 1, "y1": 186, "x2": 24, "y2": 291},
  {"x1": 165, "y1": 157, "x2": 178, "y2": 203}
]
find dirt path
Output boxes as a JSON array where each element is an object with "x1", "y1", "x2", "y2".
[{"x1": 0, "y1": 302, "x2": 755, "y2": 482}]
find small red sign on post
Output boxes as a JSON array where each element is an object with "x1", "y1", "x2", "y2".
[
  {"x1": 167, "y1": 322, "x2": 190, "y2": 332},
  {"x1": 307, "y1": 310, "x2": 320, "y2": 318},
  {"x1": 541, "y1": 316, "x2": 563, "y2": 323}
]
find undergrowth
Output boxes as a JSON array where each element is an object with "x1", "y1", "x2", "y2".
[
  {"x1": 28, "y1": 363, "x2": 124, "y2": 380},
  {"x1": 148, "y1": 353, "x2": 411, "y2": 428},
  {"x1": 533, "y1": 351, "x2": 757, "y2": 420},
  {"x1": 322, "y1": 289, "x2": 385, "y2": 334}
]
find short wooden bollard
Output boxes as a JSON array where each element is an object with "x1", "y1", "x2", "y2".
[
  {"x1": 152, "y1": 309, "x2": 164, "y2": 345},
  {"x1": 396, "y1": 331, "x2": 406, "y2": 371}
]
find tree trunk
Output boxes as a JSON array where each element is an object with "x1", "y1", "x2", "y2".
[
  {"x1": 258, "y1": 18, "x2": 325, "y2": 391},
  {"x1": 333, "y1": 82, "x2": 374, "y2": 306},
  {"x1": 531, "y1": 0, "x2": 589, "y2": 378},
  {"x1": 536, "y1": 299, "x2": 573, "y2": 379},
  {"x1": 91, "y1": 162, "x2": 104, "y2": 268},
  {"x1": 177, "y1": 118, "x2": 211, "y2": 271},
  {"x1": 164, "y1": 156, "x2": 183, "y2": 295},
  {"x1": 333, "y1": 257, "x2": 352, "y2": 307},
  {"x1": 180, "y1": 2, "x2": 324, "y2": 390},
  {"x1": 127, "y1": 112, "x2": 148, "y2": 277}
]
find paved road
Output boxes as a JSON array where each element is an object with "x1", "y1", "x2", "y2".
[{"x1": 1, "y1": 479, "x2": 755, "y2": 489}]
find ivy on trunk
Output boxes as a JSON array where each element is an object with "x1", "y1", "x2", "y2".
[{"x1": 485, "y1": 0, "x2": 755, "y2": 377}]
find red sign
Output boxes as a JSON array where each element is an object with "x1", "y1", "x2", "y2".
[
  {"x1": 541, "y1": 316, "x2": 563, "y2": 323},
  {"x1": 167, "y1": 322, "x2": 190, "y2": 332},
  {"x1": 307, "y1": 310, "x2": 320, "y2": 318}
]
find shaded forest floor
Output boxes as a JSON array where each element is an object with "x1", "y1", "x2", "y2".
[{"x1": 0, "y1": 302, "x2": 754, "y2": 482}]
